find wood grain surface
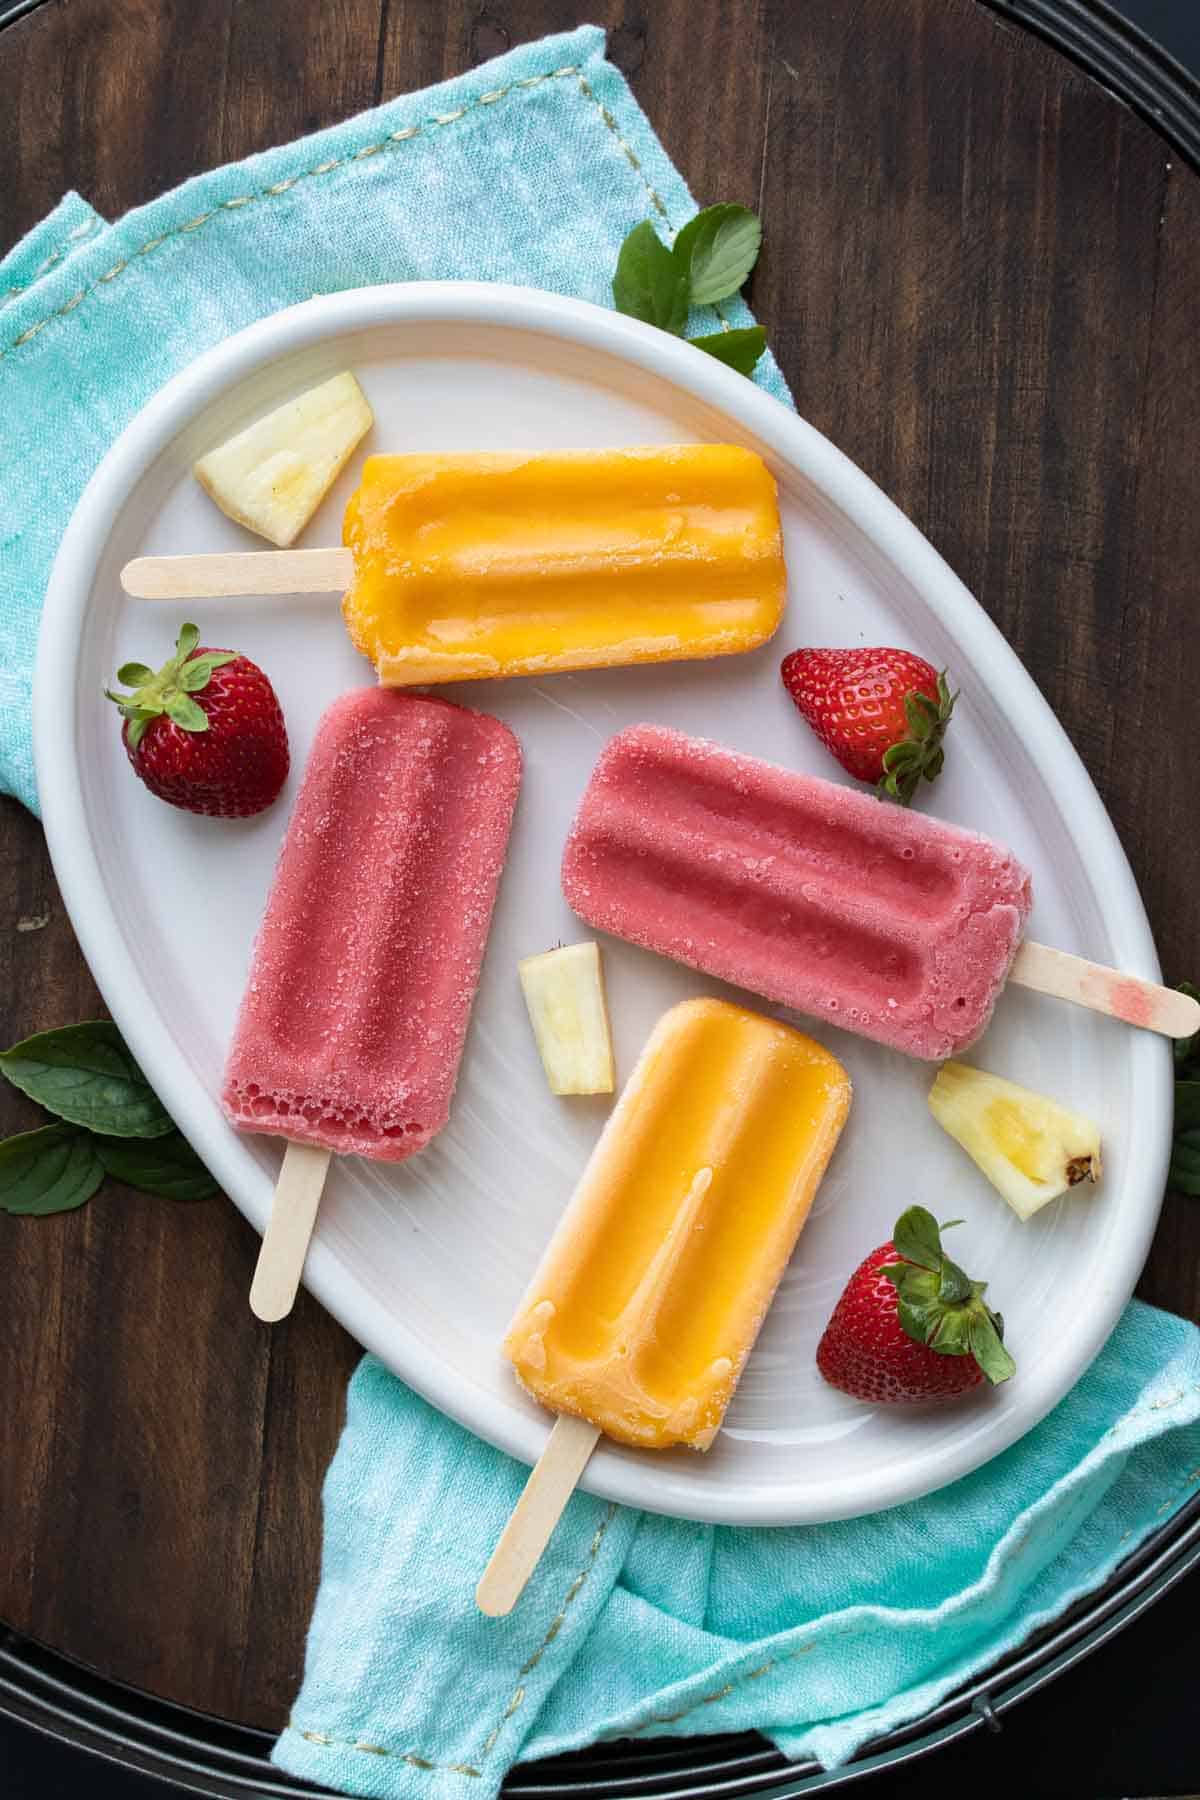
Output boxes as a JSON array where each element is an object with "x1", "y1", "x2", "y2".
[{"x1": 2, "y1": 0, "x2": 1198, "y2": 1731}]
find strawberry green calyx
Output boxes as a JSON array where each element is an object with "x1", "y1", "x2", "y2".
[
  {"x1": 878, "y1": 671, "x2": 957, "y2": 806},
  {"x1": 104, "y1": 623, "x2": 237, "y2": 751},
  {"x1": 880, "y1": 1204, "x2": 1015, "y2": 1385}
]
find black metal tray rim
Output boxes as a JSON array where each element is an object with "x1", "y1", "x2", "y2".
[
  {"x1": 3, "y1": 1493, "x2": 1199, "y2": 1799},
  {"x1": 982, "y1": 0, "x2": 1200, "y2": 169}
]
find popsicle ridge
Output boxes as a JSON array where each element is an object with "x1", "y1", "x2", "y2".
[
  {"x1": 342, "y1": 445, "x2": 786, "y2": 685},
  {"x1": 562, "y1": 726, "x2": 1032, "y2": 1061},
  {"x1": 505, "y1": 998, "x2": 851, "y2": 1450},
  {"x1": 223, "y1": 688, "x2": 520, "y2": 1161}
]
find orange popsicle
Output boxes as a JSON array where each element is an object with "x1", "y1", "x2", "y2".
[
  {"x1": 505, "y1": 997, "x2": 851, "y2": 1452},
  {"x1": 341, "y1": 445, "x2": 786, "y2": 684}
]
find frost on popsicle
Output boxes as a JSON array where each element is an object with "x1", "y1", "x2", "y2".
[
  {"x1": 194, "y1": 371, "x2": 373, "y2": 547},
  {"x1": 929, "y1": 1061, "x2": 1101, "y2": 1220},
  {"x1": 519, "y1": 942, "x2": 615, "y2": 1095}
]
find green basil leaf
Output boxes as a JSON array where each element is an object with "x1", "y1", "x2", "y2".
[
  {"x1": 0, "y1": 1021, "x2": 174, "y2": 1138},
  {"x1": 612, "y1": 220, "x2": 690, "y2": 335},
  {"x1": 96, "y1": 1131, "x2": 220, "y2": 1201},
  {"x1": 0, "y1": 1123, "x2": 104, "y2": 1215},
  {"x1": 688, "y1": 326, "x2": 767, "y2": 377},
  {"x1": 673, "y1": 204, "x2": 762, "y2": 304}
]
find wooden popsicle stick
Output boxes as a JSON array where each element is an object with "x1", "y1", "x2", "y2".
[
  {"x1": 121, "y1": 547, "x2": 352, "y2": 600},
  {"x1": 249, "y1": 1141, "x2": 333, "y2": 1322},
  {"x1": 476, "y1": 1415, "x2": 602, "y2": 1617},
  {"x1": 1009, "y1": 941, "x2": 1199, "y2": 1039}
]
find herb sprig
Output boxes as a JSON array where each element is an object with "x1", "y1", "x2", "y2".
[
  {"x1": 0, "y1": 1021, "x2": 218, "y2": 1216},
  {"x1": 612, "y1": 203, "x2": 767, "y2": 377}
]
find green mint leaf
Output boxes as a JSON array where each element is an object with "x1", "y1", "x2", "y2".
[
  {"x1": 688, "y1": 326, "x2": 766, "y2": 377},
  {"x1": 968, "y1": 1310, "x2": 1017, "y2": 1384},
  {"x1": 116, "y1": 662, "x2": 154, "y2": 688},
  {"x1": 612, "y1": 221, "x2": 689, "y2": 335},
  {"x1": 890, "y1": 1205, "x2": 944, "y2": 1271},
  {"x1": 0, "y1": 1021, "x2": 174, "y2": 1139},
  {"x1": 673, "y1": 204, "x2": 762, "y2": 305},
  {"x1": 96, "y1": 1131, "x2": 219, "y2": 1201},
  {"x1": 0, "y1": 1123, "x2": 104, "y2": 1216},
  {"x1": 164, "y1": 693, "x2": 209, "y2": 732}
]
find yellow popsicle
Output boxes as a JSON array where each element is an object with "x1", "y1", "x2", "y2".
[
  {"x1": 505, "y1": 998, "x2": 851, "y2": 1451},
  {"x1": 341, "y1": 445, "x2": 786, "y2": 685}
]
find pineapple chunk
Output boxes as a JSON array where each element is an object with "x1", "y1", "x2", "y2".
[
  {"x1": 519, "y1": 942, "x2": 615, "y2": 1096},
  {"x1": 929, "y1": 1062, "x2": 1101, "y2": 1221},
  {"x1": 194, "y1": 372, "x2": 373, "y2": 547}
]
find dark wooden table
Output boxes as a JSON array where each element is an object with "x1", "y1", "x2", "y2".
[{"x1": 3, "y1": 0, "x2": 1199, "y2": 1753}]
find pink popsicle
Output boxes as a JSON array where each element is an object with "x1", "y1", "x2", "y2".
[
  {"x1": 562, "y1": 724, "x2": 1032, "y2": 1061},
  {"x1": 224, "y1": 687, "x2": 521, "y2": 1160}
]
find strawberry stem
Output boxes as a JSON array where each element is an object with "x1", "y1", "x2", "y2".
[
  {"x1": 877, "y1": 670, "x2": 957, "y2": 806},
  {"x1": 105, "y1": 622, "x2": 237, "y2": 750},
  {"x1": 881, "y1": 1206, "x2": 1015, "y2": 1385}
]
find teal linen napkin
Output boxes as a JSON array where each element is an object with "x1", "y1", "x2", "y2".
[
  {"x1": 3, "y1": 24, "x2": 1199, "y2": 1800},
  {"x1": 0, "y1": 23, "x2": 784, "y2": 814},
  {"x1": 278, "y1": 1305, "x2": 1200, "y2": 1799}
]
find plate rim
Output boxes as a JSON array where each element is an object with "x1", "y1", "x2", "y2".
[{"x1": 33, "y1": 280, "x2": 1171, "y2": 1524}]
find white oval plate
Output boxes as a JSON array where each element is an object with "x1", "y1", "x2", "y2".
[{"x1": 35, "y1": 283, "x2": 1170, "y2": 1525}]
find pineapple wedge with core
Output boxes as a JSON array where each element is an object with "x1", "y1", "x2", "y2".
[
  {"x1": 193, "y1": 372, "x2": 373, "y2": 547},
  {"x1": 929, "y1": 1062, "x2": 1101, "y2": 1221},
  {"x1": 519, "y1": 942, "x2": 615, "y2": 1096}
]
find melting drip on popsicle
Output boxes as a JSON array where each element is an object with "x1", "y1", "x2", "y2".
[
  {"x1": 505, "y1": 997, "x2": 852, "y2": 1450},
  {"x1": 477, "y1": 998, "x2": 850, "y2": 1614}
]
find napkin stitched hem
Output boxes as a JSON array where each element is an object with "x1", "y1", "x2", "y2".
[
  {"x1": 0, "y1": 62, "x2": 585, "y2": 361},
  {"x1": 284, "y1": 1502, "x2": 619, "y2": 1779},
  {"x1": 0, "y1": 56, "x2": 715, "y2": 367}
]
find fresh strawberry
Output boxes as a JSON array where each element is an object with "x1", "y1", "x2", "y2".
[
  {"x1": 780, "y1": 647, "x2": 956, "y2": 804},
  {"x1": 816, "y1": 1205, "x2": 1014, "y2": 1403},
  {"x1": 105, "y1": 622, "x2": 288, "y2": 818}
]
